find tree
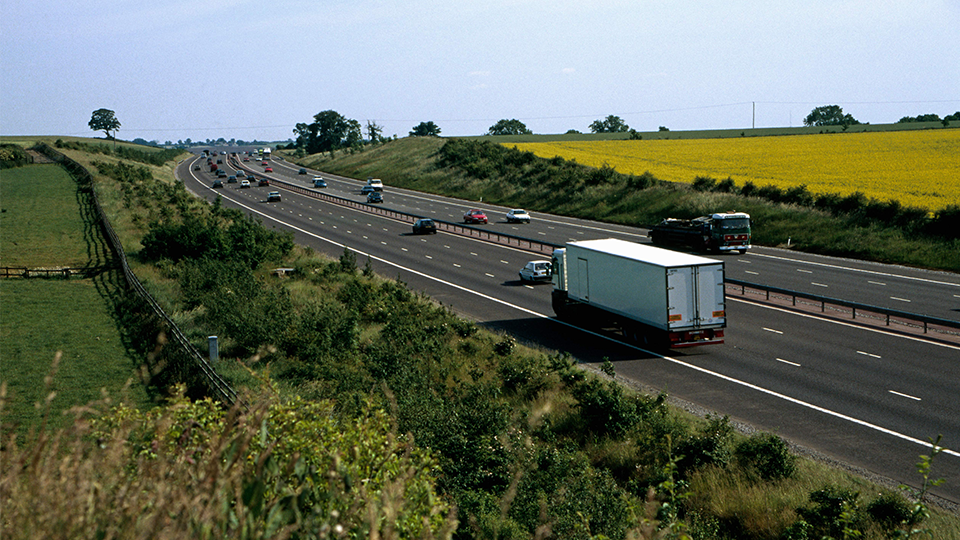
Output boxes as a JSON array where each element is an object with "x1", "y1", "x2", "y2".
[
  {"x1": 366, "y1": 120, "x2": 384, "y2": 143},
  {"x1": 897, "y1": 113, "x2": 941, "y2": 123},
  {"x1": 88, "y1": 108, "x2": 121, "y2": 140},
  {"x1": 803, "y1": 105, "x2": 860, "y2": 127},
  {"x1": 487, "y1": 119, "x2": 532, "y2": 136},
  {"x1": 409, "y1": 121, "x2": 441, "y2": 137},
  {"x1": 294, "y1": 110, "x2": 360, "y2": 154},
  {"x1": 589, "y1": 115, "x2": 630, "y2": 133}
]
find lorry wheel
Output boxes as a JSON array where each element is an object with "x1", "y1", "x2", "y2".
[{"x1": 739, "y1": 249, "x2": 747, "y2": 254}]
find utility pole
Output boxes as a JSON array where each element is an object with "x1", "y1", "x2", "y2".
[{"x1": 752, "y1": 102, "x2": 756, "y2": 129}]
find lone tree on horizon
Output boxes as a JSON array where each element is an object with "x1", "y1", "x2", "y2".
[
  {"x1": 487, "y1": 119, "x2": 532, "y2": 136},
  {"x1": 89, "y1": 108, "x2": 121, "y2": 141},
  {"x1": 803, "y1": 105, "x2": 860, "y2": 127}
]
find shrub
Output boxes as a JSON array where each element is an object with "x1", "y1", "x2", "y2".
[
  {"x1": 795, "y1": 486, "x2": 865, "y2": 539},
  {"x1": 0, "y1": 144, "x2": 31, "y2": 168},
  {"x1": 675, "y1": 414, "x2": 733, "y2": 475},
  {"x1": 734, "y1": 432, "x2": 796, "y2": 480},
  {"x1": 692, "y1": 176, "x2": 717, "y2": 192},
  {"x1": 569, "y1": 377, "x2": 643, "y2": 438},
  {"x1": 866, "y1": 491, "x2": 912, "y2": 528},
  {"x1": 926, "y1": 204, "x2": 960, "y2": 239}
]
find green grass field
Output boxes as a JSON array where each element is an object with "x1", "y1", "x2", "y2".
[
  {"x1": 0, "y1": 279, "x2": 151, "y2": 432},
  {"x1": 0, "y1": 165, "x2": 97, "y2": 268},
  {"x1": 1, "y1": 162, "x2": 151, "y2": 434}
]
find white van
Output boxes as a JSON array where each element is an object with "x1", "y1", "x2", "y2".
[{"x1": 366, "y1": 177, "x2": 383, "y2": 191}]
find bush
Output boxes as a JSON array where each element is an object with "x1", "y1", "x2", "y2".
[
  {"x1": 675, "y1": 414, "x2": 733, "y2": 475},
  {"x1": 866, "y1": 491, "x2": 912, "y2": 528},
  {"x1": 569, "y1": 377, "x2": 644, "y2": 438},
  {"x1": 795, "y1": 486, "x2": 865, "y2": 539},
  {"x1": 926, "y1": 204, "x2": 960, "y2": 239},
  {"x1": 734, "y1": 432, "x2": 796, "y2": 480},
  {"x1": 0, "y1": 144, "x2": 31, "y2": 168}
]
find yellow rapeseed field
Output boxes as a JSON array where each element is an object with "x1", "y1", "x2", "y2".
[{"x1": 509, "y1": 130, "x2": 960, "y2": 211}]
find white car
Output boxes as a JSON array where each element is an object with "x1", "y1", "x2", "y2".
[
  {"x1": 519, "y1": 260, "x2": 552, "y2": 282},
  {"x1": 239, "y1": 179, "x2": 250, "y2": 188},
  {"x1": 506, "y1": 209, "x2": 531, "y2": 223},
  {"x1": 366, "y1": 177, "x2": 383, "y2": 191}
]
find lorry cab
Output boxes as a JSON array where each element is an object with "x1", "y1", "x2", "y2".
[{"x1": 710, "y1": 212, "x2": 751, "y2": 253}]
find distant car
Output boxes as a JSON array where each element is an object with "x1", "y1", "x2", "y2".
[
  {"x1": 298, "y1": 168, "x2": 307, "y2": 175},
  {"x1": 506, "y1": 209, "x2": 531, "y2": 223},
  {"x1": 216, "y1": 159, "x2": 223, "y2": 164},
  {"x1": 258, "y1": 178, "x2": 270, "y2": 186},
  {"x1": 264, "y1": 167, "x2": 273, "y2": 173},
  {"x1": 519, "y1": 260, "x2": 552, "y2": 282},
  {"x1": 261, "y1": 161, "x2": 268, "y2": 166},
  {"x1": 313, "y1": 177, "x2": 327, "y2": 188},
  {"x1": 193, "y1": 165, "x2": 201, "y2": 171},
  {"x1": 212, "y1": 179, "x2": 224, "y2": 188},
  {"x1": 236, "y1": 170, "x2": 246, "y2": 178},
  {"x1": 366, "y1": 178, "x2": 383, "y2": 191},
  {"x1": 217, "y1": 169, "x2": 227, "y2": 178},
  {"x1": 412, "y1": 218, "x2": 438, "y2": 235},
  {"x1": 242, "y1": 157, "x2": 250, "y2": 162},
  {"x1": 227, "y1": 175, "x2": 236, "y2": 183},
  {"x1": 240, "y1": 179, "x2": 250, "y2": 188},
  {"x1": 367, "y1": 191, "x2": 383, "y2": 203},
  {"x1": 463, "y1": 209, "x2": 488, "y2": 224},
  {"x1": 360, "y1": 185, "x2": 376, "y2": 195},
  {"x1": 266, "y1": 191, "x2": 281, "y2": 202}
]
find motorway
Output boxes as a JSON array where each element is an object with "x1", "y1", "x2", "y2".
[{"x1": 178, "y1": 149, "x2": 960, "y2": 504}]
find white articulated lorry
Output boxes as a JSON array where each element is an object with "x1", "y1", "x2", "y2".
[{"x1": 551, "y1": 238, "x2": 726, "y2": 349}]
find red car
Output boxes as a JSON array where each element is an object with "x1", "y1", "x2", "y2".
[
  {"x1": 264, "y1": 167, "x2": 273, "y2": 173},
  {"x1": 463, "y1": 209, "x2": 488, "y2": 224}
]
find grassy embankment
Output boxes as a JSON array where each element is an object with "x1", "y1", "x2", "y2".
[
  {"x1": 3, "y1": 137, "x2": 958, "y2": 538},
  {"x1": 0, "y1": 162, "x2": 152, "y2": 434},
  {"x1": 296, "y1": 131, "x2": 959, "y2": 272}
]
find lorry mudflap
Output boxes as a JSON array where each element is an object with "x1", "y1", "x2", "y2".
[{"x1": 667, "y1": 329, "x2": 724, "y2": 348}]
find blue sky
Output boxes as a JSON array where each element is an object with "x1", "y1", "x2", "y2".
[{"x1": 3, "y1": 0, "x2": 958, "y2": 142}]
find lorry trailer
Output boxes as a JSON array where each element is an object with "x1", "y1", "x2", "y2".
[
  {"x1": 551, "y1": 238, "x2": 726, "y2": 349},
  {"x1": 649, "y1": 212, "x2": 751, "y2": 254}
]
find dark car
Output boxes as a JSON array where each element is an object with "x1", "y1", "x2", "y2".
[
  {"x1": 463, "y1": 209, "x2": 488, "y2": 224},
  {"x1": 366, "y1": 191, "x2": 383, "y2": 203},
  {"x1": 412, "y1": 218, "x2": 438, "y2": 235},
  {"x1": 258, "y1": 178, "x2": 270, "y2": 186},
  {"x1": 360, "y1": 185, "x2": 376, "y2": 195},
  {"x1": 217, "y1": 169, "x2": 227, "y2": 178},
  {"x1": 298, "y1": 168, "x2": 308, "y2": 175},
  {"x1": 212, "y1": 179, "x2": 224, "y2": 188},
  {"x1": 227, "y1": 175, "x2": 238, "y2": 183},
  {"x1": 313, "y1": 177, "x2": 327, "y2": 188}
]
